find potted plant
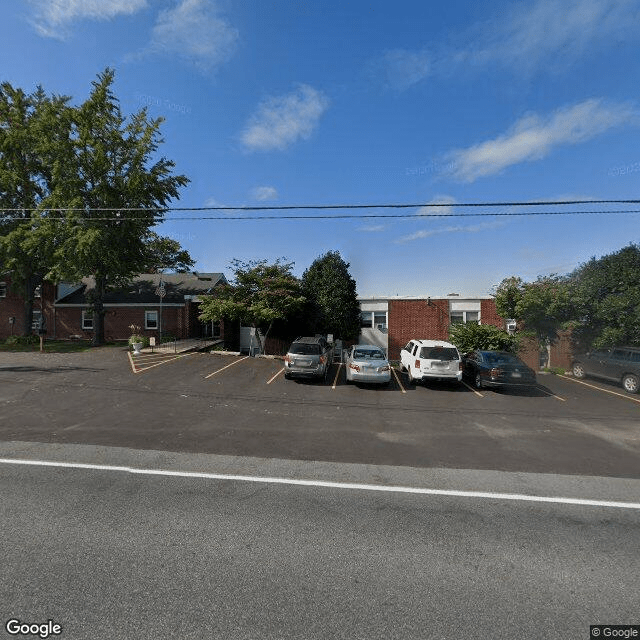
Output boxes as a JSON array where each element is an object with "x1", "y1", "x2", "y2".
[{"x1": 128, "y1": 325, "x2": 145, "y2": 354}]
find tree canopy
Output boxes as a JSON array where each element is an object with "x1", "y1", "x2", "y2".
[
  {"x1": 1, "y1": 69, "x2": 193, "y2": 343},
  {"x1": 301, "y1": 250, "x2": 360, "y2": 341},
  {"x1": 449, "y1": 321, "x2": 518, "y2": 354},
  {"x1": 198, "y1": 259, "x2": 306, "y2": 355}
]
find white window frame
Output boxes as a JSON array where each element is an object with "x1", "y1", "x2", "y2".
[
  {"x1": 145, "y1": 310, "x2": 158, "y2": 330},
  {"x1": 373, "y1": 311, "x2": 387, "y2": 331},
  {"x1": 82, "y1": 310, "x2": 93, "y2": 330},
  {"x1": 450, "y1": 310, "x2": 480, "y2": 324},
  {"x1": 360, "y1": 311, "x2": 373, "y2": 329}
]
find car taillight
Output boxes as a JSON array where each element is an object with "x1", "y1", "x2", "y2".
[
  {"x1": 349, "y1": 363, "x2": 360, "y2": 371},
  {"x1": 490, "y1": 367, "x2": 502, "y2": 378},
  {"x1": 459, "y1": 362, "x2": 463, "y2": 371},
  {"x1": 379, "y1": 365, "x2": 390, "y2": 372},
  {"x1": 415, "y1": 359, "x2": 420, "y2": 368},
  {"x1": 319, "y1": 355, "x2": 327, "y2": 364},
  {"x1": 284, "y1": 355, "x2": 292, "y2": 364}
]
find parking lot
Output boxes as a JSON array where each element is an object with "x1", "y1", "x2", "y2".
[{"x1": 0, "y1": 348, "x2": 639, "y2": 478}]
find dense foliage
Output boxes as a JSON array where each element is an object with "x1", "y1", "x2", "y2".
[
  {"x1": 495, "y1": 243, "x2": 640, "y2": 350},
  {"x1": 198, "y1": 259, "x2": 306, "y2": 355},
  {"x1": 0, "y1": 70, "x2": 193, "y2": 342},
  {"x1": 448, "y1": 321, "x2": 519, "y2": 354},
  {"x1": 301, "y1": 251, "x2": 361, "y2": 341}
]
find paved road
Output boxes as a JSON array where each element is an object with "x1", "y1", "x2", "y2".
[
  {"x1": 1, "y1": 446, "x2": 639, "y2": 640},
  {"x1": 0, "y1": 349, "x2": 638, "y2": 477}
]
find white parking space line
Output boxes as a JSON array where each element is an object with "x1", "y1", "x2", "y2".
[
  {"x1": 204, "y1": 355, "x2": 250, "y2": 379},
  {"x1": 390, "y1": 367, "x2": 406, "y2": 393},
  {"x1": 267, "y1": 367, "x2": 284, "y2": 384},
  {"x1": 461, "y1": 380, "x2": 483, "y2": 397},
  {"x1": 560, "y1": 375, "x2": 640, "y2": 405},
  {"x1": 2, "y1": 457, "x2": 639, "y2": 510}
]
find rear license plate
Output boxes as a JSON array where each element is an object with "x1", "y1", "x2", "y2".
[{"x1": 512, "y1": 372, "x2": 522, "y2": 378}]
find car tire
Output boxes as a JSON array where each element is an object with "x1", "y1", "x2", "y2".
[
  {"x1": 572, "y1": 362, "x2": 586, "y2": 379},
  {"x1": 284, "y1": 372, "x2": 291, "y2": 380},
  {"x1": 622, "y1": 374, "x2": 639, "y2": 394},
  {"x1": 474, "y1": 372, "x2": 483, "y2": 389}
]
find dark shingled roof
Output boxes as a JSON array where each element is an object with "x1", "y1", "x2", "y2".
[{"x1": 56, "y1": 273, "x2": 227, "y2": 305}]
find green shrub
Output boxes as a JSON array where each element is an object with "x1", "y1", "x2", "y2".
[
  {"x1": 543, "y1": 366, "x2": 566, "y2": 375},
  {"x1": 128, "y1": 335, "x2": 150, "y2": 348},
  {"x1": 449, "y1": 322, "x2": 519, "y2": 355},
  {"x1": 5, "y1": 335, "x2": 39, "y2": 346}
]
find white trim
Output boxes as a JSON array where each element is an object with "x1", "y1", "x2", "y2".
[
  {"x1": 55, "y1": 303, "x2": 185, "y2": 307},
  {"x1": 81, "y1": 310, "x2": 93, "y2": 330},
  {"x1": 145, "y1": 309, "x2": 159, "y2": 330}
]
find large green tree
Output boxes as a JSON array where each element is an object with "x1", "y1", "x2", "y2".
[
  {"x1": 0, "y1": 83, "x2": 69, "y2": 335},
  {"x1": 568, "y1": 243, "x2": 640, "y2": 348},
  {"x1": 198, "y1": 259, "x2": 306, "y2": 355},
  {"x1": 301, "y1": 250, "x2": 360, "y2": 341},
  {"x1": 37, "y1": 69, "x2": 191, "y2": 345}
]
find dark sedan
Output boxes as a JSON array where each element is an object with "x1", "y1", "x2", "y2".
[{"x1": 462, "y1": 351, "x2": 536, "y2": 390}]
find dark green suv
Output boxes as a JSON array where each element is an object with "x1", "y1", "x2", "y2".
[{"x1": 571, "y1": 346, "x2": 640, "y2": 393}]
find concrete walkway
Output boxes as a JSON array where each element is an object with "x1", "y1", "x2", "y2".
[{"x1": 146, "y1": 338, "x2": 222, "y2": 354}]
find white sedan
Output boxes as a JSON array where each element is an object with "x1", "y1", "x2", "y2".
[{"x1": 345, "y1": 345, "x2": 391, "y2": 385}]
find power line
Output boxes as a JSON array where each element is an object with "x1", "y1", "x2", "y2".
[{"x1": 0, "y1": 198, "x2": 639, "y2": 213}]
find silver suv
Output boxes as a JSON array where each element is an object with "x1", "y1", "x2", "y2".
[
  {"x1": 284, "y1": 336, "x2": 334, "y2": 381},
  {"x1": 571, "y1": 346, "x2": 640, "y2": 393}
]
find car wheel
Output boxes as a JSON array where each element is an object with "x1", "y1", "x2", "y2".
[
  {"x1": 474, "y1": 372, "x2": 483, "y2": 389},
  {"x1": 284, "y1": 371, "x2": 291, "y2": 380},
  {"x1": 622, "y1": 374, "x2": 639, "y2": 394},
  {"x1": 572, "y1": 362, "x2": 586, "y2": 379}
]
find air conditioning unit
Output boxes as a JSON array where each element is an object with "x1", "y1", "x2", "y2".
[
  {"x1": 506, "y1": 320, "x2": 517, "y2": 335},
  {"x1": 376, "y1": 323, "x2": 387, "y2": 332}
]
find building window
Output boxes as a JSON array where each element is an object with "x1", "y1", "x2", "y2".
[
  {"x1": 360, "y1": 311, "x2": 373, "y2": 328},
  {"x1": 82, "y1": 310, "x2": 93, "y2": 330},
  {"x1": 0, "y1": 282, "x2": 6, "y2": 298},
  {"x1": 145, "y1": 310, "x2": 158, "y2": 329},
  {"x1": 450, "y1": 310, "x2": 480, "y2": 324},
  {"x1": 32, "y1": 310, "x2": 42, "y2": 331},
  {"x1": 373, "y1": 311, "x2": 387, "y2": 331},
  {"x1": 213, "y1": 321, "x2": 221, "y2": 338},
  {"x1": 34, "y1": 285, "x2": 41, "y2": 298}
]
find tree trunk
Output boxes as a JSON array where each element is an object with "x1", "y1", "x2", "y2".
[
  {"x1": 92, "y1": 276, "x2": 106, "y2": 346},
  {"x1": 22, "y1": 277, "x2": 34, "y2": 336}
]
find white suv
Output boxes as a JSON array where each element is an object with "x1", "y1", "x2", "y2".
[{"x1": 400, "y1": 339, "x2": 462, "y2": 384}]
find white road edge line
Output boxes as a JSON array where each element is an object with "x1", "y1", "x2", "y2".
[
  {"x1": 204, "y1": 355, "x2": 250, "y2": 379},
  {"x1": 461, "y1": 380, "x2": 483, "y2": 397},
  {"x1": 1, "y1": 458, "x2": 639, "y2": 510},
  {"x1": 560, "y1": 375, "x2": 640, "y2": 404}
]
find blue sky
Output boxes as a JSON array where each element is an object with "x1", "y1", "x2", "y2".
[{"x1": 3, "y1": 0, "x2": 640, "y2": 296}]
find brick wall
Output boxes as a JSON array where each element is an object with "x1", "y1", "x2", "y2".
[
  {"x1": 0, "y1": 279, "x2": 56, "y2": 339},
  {"x1": 480, "y1": 299, "x2": 504, "y2": 328},
  {"x1": 388, "y1": 299, "x2": 450, "y2": 360}
]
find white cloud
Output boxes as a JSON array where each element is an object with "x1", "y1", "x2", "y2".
[
  {"x1": 358, "y1": 224, "x2": 385, "y2": 232},
  {"x1": 446, "y1": 98, "x2": 638, "y2": 182},
  {"x1": 377, "y1": 49, "x2": 432, "y2": 90},
  {"x1": 203, "y1": 197, "x2": 242, "y2": 216},
  {"x1": 415, "y1": 195, "x2": 457, "y2": 216},
  {"x1": 251, "y1": 186, "x2": 279, "y2": 201},
  {"x1": 395, "y1": 219, "x2": 505, "y2": 244},
  {"x1": 463, "y1": 0, "x2": 640, "y2": 74},
  {"x1": 240, "y1": 85, "x2": 330, "y2": 152},
  {"x1": 146, "y1": 0, "x2": 238, "y2": 72},
  {"x1": 373, "y1": 0, "x2": 640, "y2": 88},
  {"x1": 30, "y1": 0, "x2": 147, "y2": 38}
]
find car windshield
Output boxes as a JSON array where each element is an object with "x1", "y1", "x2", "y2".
[
  {"x1": 289, "y1": 343, "x2": 321, "y2": 355},
  {"x1": 420, "y1": 347, "x2": 458, "y2": 360},
  {"x1": 353, "y1": 349, "x2": 385, "y2": 360}
]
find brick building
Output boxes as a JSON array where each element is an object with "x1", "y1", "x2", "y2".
[{"x1": 0, "y1": 272, "x2": 228, "y2": 342}]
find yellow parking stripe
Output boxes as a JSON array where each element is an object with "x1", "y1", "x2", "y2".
[
  {"x1": 560, "y1": 375, "x2": 640, "y2": 404},
  {"x1": 331, "y1": 363, "x2": 343, "y2": 389},
  {"x1": 391, "y1": 367, "x2": 406, "y2": 394},
  {"x1": 536, "y1": 385, "x2": 565, "y2": 401},
  {"x1": 204, "y1": 355, "x2": 250, "y2": 379},
  {"x1": 128, "y1": 351, "x2": 194, "y2": 373},
  {"x1": 267, "y1": 367, "x2": 284, "y2": 384},
  {"x1": 461, "y1": 380, "x2": 483, "y2": 397}
]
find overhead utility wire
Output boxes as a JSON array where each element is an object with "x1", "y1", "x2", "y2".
[{"x1": 2, "y1": 209, "x2": 637, "y2": 221}]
